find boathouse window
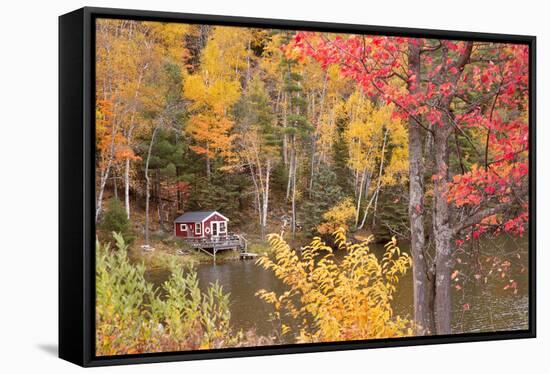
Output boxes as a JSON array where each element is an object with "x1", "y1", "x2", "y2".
[
  {"x1": 195, "y1": 222, "x2": 202, "y2": 235},
  {"x1": 219, "y1": 221, "x2": 226, "y2": 233},
  {"x1": 180, "y1": 224, "x2": 187, "y2": 231}
]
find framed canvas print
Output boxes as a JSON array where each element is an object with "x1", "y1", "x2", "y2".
[{"x1": 59, "y1": 6, "x2": 536, "y2": 367}]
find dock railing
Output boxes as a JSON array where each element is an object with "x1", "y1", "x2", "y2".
[
  {"x1": 183, "y1": 233, "x2": 250, "y2": 262},
  {"x1": 184, "y1": 233, "x2": 243, "y2": 250}
]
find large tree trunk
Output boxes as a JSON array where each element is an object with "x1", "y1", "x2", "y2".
[
  {"x1": 431, "y1": 41, "x2": 472, "y2": 334},
  {"x1": 432, "y1": 127, "x2": 453, "y2": 335},
  {"x1": 407, "y1": 41, "x2": 435, "y2": 335}
]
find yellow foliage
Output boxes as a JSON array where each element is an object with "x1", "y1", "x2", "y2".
[
  {"x1": 202, "y1": 27, "x2": 252, "y2": 80},
  {"x1": 344, "y1": 90, "x2": 408, "y2": 186},
  {"x1": 184, "y1": 69, "x2": 241, "y2": 114},
  {"x1": 317, "y1": 198, "x2": 357, "y2": 234},
  {"x1": 258, "y1": 33, "x2": 285, "y2": 85},
  {"x1": 256, "y1": 230, "x2": 414, "y2": 343},
  {"x1": 95, "y1": 18, "x2": 191, "y2": 175},
  {"x1": 143, "y1": 22, "x2": 191, "y2": 62},
  {"x1": 314, "y1": 65, "x2": 350, "y2": 163},
  {"x1": 183, "y1": 26, "x2": 251, "y2": 161}
]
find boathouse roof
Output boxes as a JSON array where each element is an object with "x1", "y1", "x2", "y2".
[{"x1": 174, "y1": 211, "x2": 229, "y2": 223}]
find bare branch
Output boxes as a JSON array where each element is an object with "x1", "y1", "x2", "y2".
[{"x1": 452, "y1": 204, "x2": 510, "y2": 236}]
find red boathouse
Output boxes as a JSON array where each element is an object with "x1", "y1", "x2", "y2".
[{"x1": 174, "y1": 211, "x2": 229, "y2": 239}]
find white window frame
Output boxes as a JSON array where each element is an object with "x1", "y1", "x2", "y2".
[
  {"x1": 219, "y1": 221, "x2": 227, "y2": 233},
  {"x1": 195, "y1": 222, "x2": 202, "y2": 235},
  {"x1": 180, "y1": 223, "x2": 187, "y2": 231}
]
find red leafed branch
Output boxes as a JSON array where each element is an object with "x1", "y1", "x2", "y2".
[{"x1": 290, "y1": 32, "x2": 530, "y2": 240}]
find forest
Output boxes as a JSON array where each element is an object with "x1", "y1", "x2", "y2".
[{"x1": 95, "y1": 18, "x2": 530, "y2": 354}]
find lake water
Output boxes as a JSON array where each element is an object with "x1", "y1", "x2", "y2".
[{"x1": 144, "y1": 238, "x2": 529, "y2": 339}]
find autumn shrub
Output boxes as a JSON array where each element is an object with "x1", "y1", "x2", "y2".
[
  {"x1": 96, "y1": 233, "x2": 242, "y2": 355},
  {"x1": 316, "y1": 197, "x2": 357, "y2": 235},
  {"x1": 256, "y1": 229, "x2": 414, "y2": 343}
]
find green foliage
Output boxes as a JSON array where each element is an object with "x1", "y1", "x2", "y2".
[
  {"x1": 281, "y1": 45, "x2": 311, "y2": 140},
  {"x1": 322, "y1": 125, "x2": 355, "y2": 199},
  {"x1": 187, "y1": 172, "x2": 247, "y2": 225},
  {"x1": 96, "y1": 233, "x2": 241, "y2": 355},
  {"x1": 371, "y1": 187, "x2": 409, "y2": 243},
  {"x1": 247, "y1": 241, "x2": 274, "y2": 255},
  {"x1": 302, "y1": 168, "x2": 344, "y2": 234},
  {"x1": 99, "y1": 198, "x2": 135, "y2": 243},
  {"x1": 233, "y1": 76, "x2": 280, "y2": 149},
  {"x1": 143, "y1": 129, "x2": 187, "y2": 176},
  {"x1": 150, "y1": 261, "x2": 236, "y2": 349}
]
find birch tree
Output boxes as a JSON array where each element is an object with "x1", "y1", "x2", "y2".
[
  {"x1": 235, "y1": 77, "x2": 280, "y2": 239},
  {"x1": 183, "y1": 26, "x2": 251, "y2": 180}
]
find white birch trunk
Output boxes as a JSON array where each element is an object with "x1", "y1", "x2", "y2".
[
  {"x1": 359, "y1": 129, "x2": 388, "y2": 229},
  {"x1": 144, "y1": 124, "x2": 160, "y2": 246},
  {"x1": 261, "y1": 159, "x2": 271, "y2": 239}
]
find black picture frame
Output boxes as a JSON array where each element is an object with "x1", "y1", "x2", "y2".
[{"x1": 59, "y1": 6, "x2": 536, "y2": 367}]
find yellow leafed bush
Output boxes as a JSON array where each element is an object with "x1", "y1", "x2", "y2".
[
  {"x1": 317, "y1": 197, "x2": 357, "y2": 234},
  {"x1": 256, "y1": 229, "x2": 414, "y2": 343}
]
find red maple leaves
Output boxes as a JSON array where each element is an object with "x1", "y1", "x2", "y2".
[{"x1": 290, "y1": 32, "x2": 529, "y2": 240}]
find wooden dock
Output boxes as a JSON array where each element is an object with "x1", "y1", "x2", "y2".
[
  {"x1": 184, "y1": 233, "x2": 248, "y2": 262},
  {"x1": 239, "y1": 252, "x2": 258, "y2": 260}
]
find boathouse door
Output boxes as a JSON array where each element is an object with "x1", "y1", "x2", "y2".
[{"x1": 211, "y1": 221, "x2": 220, "y2": 237}]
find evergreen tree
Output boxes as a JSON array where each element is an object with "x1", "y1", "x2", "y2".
[
  {"x1": 302, "y1": 168, "x2": 344, "y2": 235},
  {"x1": 280, "y1": 33, "x2": 313, "y2": 237},
  {"x1": 371, "y1": 187, "x2": 409, "y2": 242},
  {"x1": 187, "y1": 172, "x2": 246, "y2": 226},
  {"x1": 100, "y1": 198, "x2": 135, "y2": 244},
  {"x1": 234, "y1": 77, "x2": 280, "y2": 238}
]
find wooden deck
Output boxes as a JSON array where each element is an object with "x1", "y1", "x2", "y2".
[{"x1": 184, "y1": 233, "x2": 248, "y2": 261}]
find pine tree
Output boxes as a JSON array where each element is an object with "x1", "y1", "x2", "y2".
[
  {"x1": 99, "y1": 198, "x2": 135, "y2": 244},
  {"x1": 280, "y1": 34, "x2": 313, "y2": 237},
  {"x1": 302, "y1": 168, "x2": 344, "y2": 235},
  {"x1": 234, "y1": 77, "x2": 280, "y2": 238}
]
